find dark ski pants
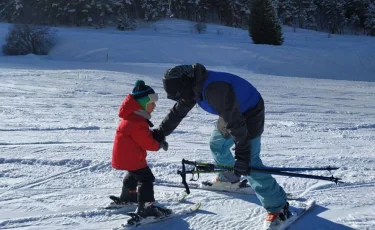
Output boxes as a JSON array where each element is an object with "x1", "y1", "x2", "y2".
[{"x1": 122, "y1": 166, "x2": 155, "y2": 203}]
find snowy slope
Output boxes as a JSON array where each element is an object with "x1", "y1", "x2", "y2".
[
  {"x1": 1, "y1": 19, "x2": 374, "y2": 82},
  {"x1": 0, "y1": 19, "x2": 375, "y2": 230}
]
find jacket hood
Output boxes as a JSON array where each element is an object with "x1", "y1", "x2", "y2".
[
  {"x1": 192, "y1": 63, "x2": 208, "y2": 100},
  {"x1": 118, "y1": 94, "x2": 143, "y2": 119}
]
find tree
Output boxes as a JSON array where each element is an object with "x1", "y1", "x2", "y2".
[
  {"x1": 196, "y1": 0, "x2": 212, "y2": 22},
  {"x1": 249, "y1": 0, "x2": 284, "y2": 45},
  {"x1": 2, "y1": 24, "x2": 56, "y2": 55},
  {"x1": 293, "y1": 0, "x2": 317, "y2": 30},
  {"x1": 181, "y1": 0, "x2": 196, "y2": 21},
  {"x1": 365, "y1": 3, "x2": 375, "y2": 36},
  {"x1": 2, "y1": 0, "x2": 373, "y2": 36},
  {"x1": 117, "y1": 13, "x2": 137, "y2": 30},
  {"x1": 320, "y1": 0, "x2": 346, "y2": 34},
  {"x1": 277, "y1": 0, "x2": 295, "y2": 25},
  {"x1": 140, "y1": 0, "x2": 160, "y2": 21},
  {"x1": 345, "y1": 0, "x2": 370, "y2": 34},
  {"x1": 0, "y1": 0, "x2": 24, "y2": 23}
]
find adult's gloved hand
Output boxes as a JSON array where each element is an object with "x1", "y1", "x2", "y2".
[
  {"x1": 151, "y1": 129, "x2": 165, "y2": 142},
  {"x1": 158, "y1": 141, "x2": 168, "y2": 151},
  {"x1": 233, "y1": 159, "x2": 250, "y2": 176}
]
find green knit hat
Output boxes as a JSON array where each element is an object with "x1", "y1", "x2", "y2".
[{"x1": 131, "y1": 80, "x2": 158, "y2": 110}]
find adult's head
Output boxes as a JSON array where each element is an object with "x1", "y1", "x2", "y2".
[{"x1": 163, "y1": 63, "x2": 207, "y2": 101}]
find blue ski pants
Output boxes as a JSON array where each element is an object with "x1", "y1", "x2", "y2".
[{"x1": 209, "y1": 125, "x2": 287, "y2": 213}]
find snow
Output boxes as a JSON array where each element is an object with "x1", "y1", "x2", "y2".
[{"x1": 0, "y1": 19, "x2": 375, "y2": 230}]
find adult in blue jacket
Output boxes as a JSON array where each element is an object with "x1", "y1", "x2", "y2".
[{"x1": 151, "y1": 63, "x2": 289, "y2": 228}]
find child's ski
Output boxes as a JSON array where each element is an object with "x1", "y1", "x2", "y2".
[
  {"x1": 104, "y1": 192, "x2": 189, "y2": 210},
  {"x1": 103, "y1": 195, "x2": 137, "y2": 210},
  {"x1": 114, "y1": 202, "x2": 201, "y2": 229}
]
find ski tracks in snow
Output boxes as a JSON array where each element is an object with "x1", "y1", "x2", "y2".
[
  {"x1": 0, "y1": 206, "x2": 127, "y2": 229},
  {"x1": 0, "y1": 159, "x2": 99, "y2": 197}
]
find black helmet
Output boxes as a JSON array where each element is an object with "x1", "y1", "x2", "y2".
[{"x1": 163, "y1": 65, "x2": 195, "y2": 101}]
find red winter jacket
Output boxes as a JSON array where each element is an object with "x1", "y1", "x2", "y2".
[{"x1": 111, "y1": 94, "x2": 160, "y2": 171}]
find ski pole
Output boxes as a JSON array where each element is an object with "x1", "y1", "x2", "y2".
[
  {"x1": 178, "y1": 167, "x2": 343, "y2": 184},
  {"x1": 179, "y1": 159, "x2": 190, "y2": 194},
  {"x1": 249, "y1": 169, "x2": 343, "y2": 184},
  {"x1": 248, "y1": 166, "x2": 339, "y2": 172},
  {"x1": 177, "y1": 159, "x2": 343, "y2": 194},
  {"x1": 182, "y1": 159, "x2": 339, "y2": 172}
]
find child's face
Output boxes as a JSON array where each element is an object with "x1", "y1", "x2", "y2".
[{"x1": 146, "y1": 102, "x2": 156, "y2": 114}]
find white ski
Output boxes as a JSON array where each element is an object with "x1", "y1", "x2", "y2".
[
  {"x1": 102, "y1": 195, "x2": 137, "y2": 210},
  {"x1": 198, "y1": 180, "x2": 256, "y2": 195},
  {"x1": 103, "y1": 203, "x2": 137, "y2": 210},
  {"x1": 156, "y1": 182, "x2": 301, "y2": 200},
  {"x1": 114, "y1": 202, "x2": 201, "y2": 229},
  {"x1": 270, "y1": 199, "x2": 315, "y2": 230},
  {"x1": 104, "y1": 192, "x2": 189, "y2": 210}
]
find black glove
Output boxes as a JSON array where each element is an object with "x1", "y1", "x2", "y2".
[
  {"x1": 233, "y1": 159, "x2": 250, "y2": 176},
  {"x1": 158, "y1": 141, "x2": 168, "y2": 151},
  {"x1": 151, "y1": 129, "x2": 165, "y2": 142}
]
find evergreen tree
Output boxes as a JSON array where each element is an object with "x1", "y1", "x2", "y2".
[
  {"x1": 140, "y1": 0, "x2": 161, "y2": 21},
  {"x1": 345, "y1": 0, "x2": 370, "y2": 34},
  {"x1": 87, "y1": 0, "x2": 116, "y2": 27},
  {"x1": 34, "y1": 0, "x2": 55, "y2": 25},
  {"x1": 249, "y1": 0, "x2": 284, "y2": 45},
  {"x1": 303, "y1": 0, "x2": 317, "y2": 29},
  {"x1": 158, "y1": 0, "x2": 171, "y2": 17},
  {"x1": 0, "y1": 0, "x2": 371, "y2": 36},
  {"x1": 0, "y1": 0, "x2": 12, "y2": 21},
  {"x1": 196, "y1": 0, "x2": 212, "y2": 22},
  {"x1": 0, "y1": 0, "x2": 24, "y2": 22},
  {"x1": 271, "y1": 0, "x2": 280, "y2": 11},
  {"x1": 320, "y1": 0, "x2": 346, "y2": 34},
  {"x1": 228, "y1": 0, "x2": 240, "y2": 26},
  {"x1": 348, "y1": 13, "x2": 362, "y2": 34},
  {"x1": 278, "y1": 0, "x2": 295, "y2": 25},
  {"x1": 167, "y1": 0, "x2": 184, "y2": 19},
  {"x1": 238, "y1": 0, "x2": 251, "y2": 26},
  {"x1": 114, "y1": 0, "x2": 137, "y2": 30},
  {"x1": 217, "y1": 0, "x2": 247, "y2": 27},
  {"x1": 293, "y1": 0, "x2": 317, "y2": 29},
  {"x1": 180, "y1": 0, "x2": 193, "y2": 20},
  {"x1": 365, "y1": 3, "x2": 375, "y2": 36},
  {"x1": 208, "y1": 0, "x2": 220, "y2": 21}
]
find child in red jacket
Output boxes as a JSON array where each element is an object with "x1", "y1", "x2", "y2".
[{"x1": 111, "y1": 80, "x2": 170, "y2": 218}]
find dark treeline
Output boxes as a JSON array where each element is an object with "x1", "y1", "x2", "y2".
[{"x1": 0, "y1": 0, "x2": 374, "y2": 35}]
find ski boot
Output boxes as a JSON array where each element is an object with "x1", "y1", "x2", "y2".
[
  {"x1": 105, "y1": 190, "x2": 137, "y2": 209},
  {"x1": 264, "y1": 202, "x2": 292, "y2": 230},
  {"x1": 125, "y1": 202, "x2": 173, "y2": 227},
  {"x1": 201, "y1": 176, "x2": 255, "y2": 194},
  {"x1": 135, "y1": 202, "x2": 172, "y2": 218}
]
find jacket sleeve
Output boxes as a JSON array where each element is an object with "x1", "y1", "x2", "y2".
[
  {"x1": 158, "y1": 99, "x2": 196, "y2": 136},
  {"x1": 205, "y1": 82, "x2": 251, "y2": 162},
  {"x1": 131, "y1": 123, "x2": 160, "y2": 151}
]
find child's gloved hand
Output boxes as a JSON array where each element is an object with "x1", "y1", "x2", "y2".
[{"x1": 158, "y1": 141, "x2": 168, "y2": 151}]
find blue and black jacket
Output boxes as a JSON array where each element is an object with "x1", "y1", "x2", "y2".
[{"x1": 159, "y1": 64, "x2": 264, "y2": 162}]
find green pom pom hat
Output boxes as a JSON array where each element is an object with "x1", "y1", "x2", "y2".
[{"x1": 131, "y1": 80, "x2": 158, "y2": 110}]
